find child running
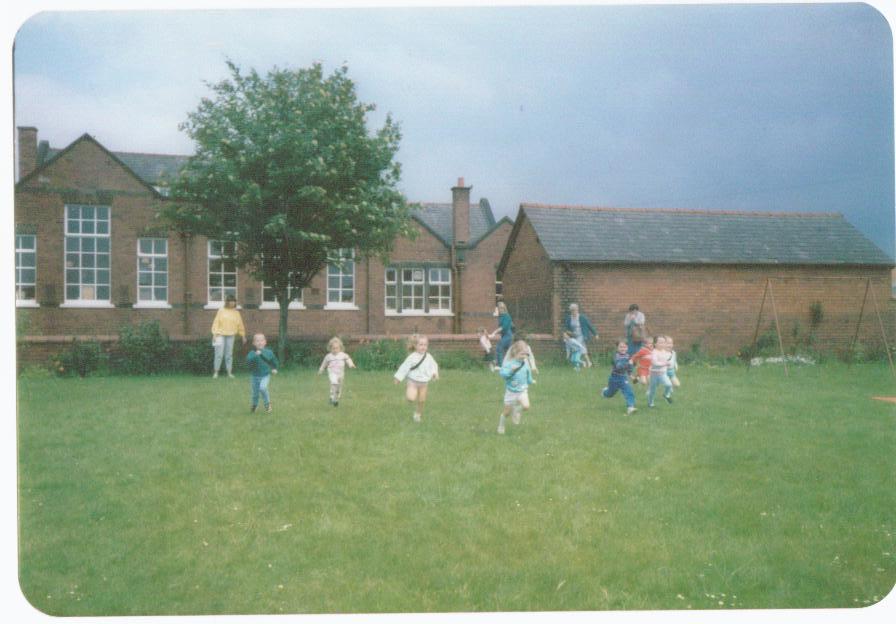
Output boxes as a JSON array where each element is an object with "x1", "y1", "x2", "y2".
[
  {"x1": 246, "y1": 333, "x2": 278, "y2": 413},
  {"x1": 393, "y1": 334, "x2": 439, "y2": 422},
  {"x1": 667, "y1": 336, "x2": 681, "y2": 388},
  {"x1": 318, "y1": 336, "x2": 356, "y2": 406},
  {"x1": 497, "y1": 340, "x2": 534, "y2": 435},
  {"x1": 629, "y1": 336, "x2": 654, "y2": 386},
  {"x1": 562, "y1": 331, "x2": 586, "y2": 372},
  {"x1": 478, "y1": 327, "x2": 494, "y2": 371},
  {"x1": 647, "y1": 335, "x2": 674, "y2": 408},
  {"x1": 602, "y1": 340, "x2": 637, "y2": 414}
]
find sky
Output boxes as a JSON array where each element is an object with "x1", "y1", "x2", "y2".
[{"x1": 11, "y1": 2, "x2": 896, "y2": 257}]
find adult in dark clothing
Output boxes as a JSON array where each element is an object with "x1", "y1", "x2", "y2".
[{"x1": 489, "y1": 302, "x2": 514, "y2": 367}]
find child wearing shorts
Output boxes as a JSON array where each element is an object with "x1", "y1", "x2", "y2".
[
  {"x1": 246, "y1": 333, "x2": 278, "y2": 413},
  {"x1": 497, "y1": 340, "x2": 534, "y2": 435},
  {"x1": 318, "y1": 336, "x2": 356, "y2": 406},
  {"x1": 394, "y1": 334, "x2": 439, "y2": 422},
  {"x1": 667, "y1": 336, "x2": 681, "y2": 388},
  {"x1": 629, "y1": 336, "x2": 654, "y2": 386},
  {"x1": 603, "y1": 340, "x2": 637, "y2": 414}
]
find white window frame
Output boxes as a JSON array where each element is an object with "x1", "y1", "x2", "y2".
[
  {"x1": 401, "y1": 267, "x2": 426, "y2": 313},
  {"x1": 134, "y1": 237, "x2": 171, "y2": 309},
  {"x1": 384, "y1": 264, "x2": 454, "y2": 317},
  {"x1": 15, "y1": 234, "x2": 38, "y2": 307},
  {"x1": 324, "y1": 248, "x2": 358, "y2": 310},
  {"x1": 494, "y1": 279, "x2": 504, "y2": 316},
  {"x1": 261, "y1": 276, "x2": 305, "y2": 310},
  {"x1": 385, "y1": 267, "x2": 398, "y2": 313},
  {"x1": 428, "y1": 267, "x2": 452, "y2": 312},
  {"x1": 60, "y1": 204, "x2": 114, "y2": 308},
  {"x1": 205, "y1": 239, "x2": 238, "y2": 309}
]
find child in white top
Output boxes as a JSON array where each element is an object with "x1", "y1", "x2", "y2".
[
  {"x1": 318, "y1": 336, "x2": 356, "y2": 406},
  {"x1": 646, "y1": 335, "x2": 674, "y2": 408},
  {"x1": 667, "y1": 336, "x2": 681, "y2": 388},
  {"x1": 393, "y1": 335, "x2": 439, "y2": 422},
  {"x1": 478, "y1": 327, "x2": 494, "y2": 371}
]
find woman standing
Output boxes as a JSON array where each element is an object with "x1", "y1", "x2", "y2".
[
  {"x1": 211, "y1": 294, "x2": 247, "y2": 378},
  {"x1": 489, "y1": 301, "x2": 514, "y2": 368},
  {"x1": 564, "y1": 303, "x2": 598, "y2": 368},
  {"x1": 624, "y1": 304, "x2": 646, "y2": 361}
]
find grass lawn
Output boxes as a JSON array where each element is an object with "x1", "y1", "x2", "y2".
[{"x1": 16, "y1": 362, "x2": 896, "y2": 615}]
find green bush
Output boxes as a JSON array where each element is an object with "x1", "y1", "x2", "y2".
[
  {"x1": 436, "y1": 350, "x2": 483, "y2": 370},
  {"x1": 351, "y1": 339, "x2": 408, "y2": 370},
  {"x1": 286, "y1": 340, "x2": 320, "y2": 368},
  {"x1": 54, "y1": 340, "x2": 106, "y2": 377},
  {"x1": 173, "y1": 341, "x2": 215, "y2": 375},
  {"x1": 111, "y1": 320, "x2": 172, "y2": 375}
]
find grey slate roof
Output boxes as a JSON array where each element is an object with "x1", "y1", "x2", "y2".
[
  {"x1": 43, "y1": 147, "x2": 189, "y2": 186},
  {"x1": 520, "y1": 204, "x2": 893, "y2": 266},
  {"x1": 412, "y1": 199, "x2": 498, "y2": 246}
]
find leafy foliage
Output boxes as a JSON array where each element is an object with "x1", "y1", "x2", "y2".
[
  {"x1": 111, "y1": 321, "x2": 171, "y2": 375},
  {"x1": 53, "y1": 340, "x2": 106, "y2": 377},
  {"x1": 350, "y1": 339, "x2": 409, "y2": 371},
  {"x1": 163, "y1": 61, "x2": 415, "y2": 362}
]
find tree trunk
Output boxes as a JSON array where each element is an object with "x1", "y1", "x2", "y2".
[{"x1": 278, "y1": 295, "x2": 290, "y2": 366}]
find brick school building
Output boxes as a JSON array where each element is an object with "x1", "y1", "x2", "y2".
[
  {"x1": 498, "y1": 204, "x2": 895, "y2": 357},
  {"x1": 14, "y1": 127, "x2": 513, "y2": 356}
]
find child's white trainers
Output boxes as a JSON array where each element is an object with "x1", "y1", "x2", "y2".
[
  {"x1": 413, "y1": 412, "x2": 421, "y2": 422},
  {"x1": 627, "y1": 406, "x2": 637, "y2": 414}
]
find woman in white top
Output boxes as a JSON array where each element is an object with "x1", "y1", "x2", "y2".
[{"x1": 393, "y1": 335, "x2": 439, "y2": 422}]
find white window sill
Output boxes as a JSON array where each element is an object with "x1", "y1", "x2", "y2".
[
  {"x1": 134, "y1": 302, "x2": 173, "y2": 309},
  {"x1": 385, "y1": 310, "x2": 454, "y2": 317},
  {"x1": 204, "y1": 303, "x2": 243, "y2": 310},
  {"x1": 259, "y1": 302, "x2": 305, "y2": 310},
  {"x1": 15, "y1": 300, "x2": 40, "y2": 308},
  {"x1": 323, "y1": 303, "x2": 359, "y2": 311},
  {"x1": 60, "y1": 301, "x2": 115, "y2": 309}
]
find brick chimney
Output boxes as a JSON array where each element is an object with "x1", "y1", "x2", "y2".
[
  {"x1": 451, "y1": 176, "x2": 471, "y2": 246},
  {"x1": 17, "y1": 126, "x2": 38, "y2": 180}
]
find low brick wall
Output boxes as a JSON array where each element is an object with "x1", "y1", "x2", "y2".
[{"x1": 17, "y1": 333, "x2": 562, "y2": 367}]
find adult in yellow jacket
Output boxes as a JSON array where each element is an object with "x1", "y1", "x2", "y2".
[{"x1": 211, "y1": 294, "x2": 247, "y2": 378}]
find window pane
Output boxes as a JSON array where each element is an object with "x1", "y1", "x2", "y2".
[
  {"x1": 386, "y1": 268, "x2": 396, "y2": 282},
  {"x1": 154, "y1": 239, "x2": 167, "y2": 254},
  {"x1": 97, "y1": 255, "x2": 109, "y2": 268},
  {"x1": 82, "y1": 220, "x2": 95, "y2": 234},
  {"x1": 209, "y1": 260, "x2": 222, "y2": 273},
  {"x1": 328, "y1": 276, "x2": 339, "y2": 289},
  {"x1": 82, "y1": 270, "x2": 95, "y2": 284},
  {"x1": 343, "y1": 276, "x2": 353, "y2": 290},
  {"x1": 82, "y1": 238, "x2": 95, "y2": 252},
  {"x1": 82, "y1": 254, "x2": 95, "y2": 268},
  {"x1": 139, "y1": 239, "x2": 152, "y2": 254},
  {"x1": 22, "y1": 252, "x2": 35, "y2": 266},
  {"x1": 223, "y1": 275, "x2": 236, "y2": 287},
  {"x1": 96, "y1": 221, "x2": 109, "y2": 235},
  {"x1": 97, "y1": 269, "x2": 109, "y2": 285},
  {"x1": 96, "y1": 286, "x2": 109, "y2": 300},
  {"x1": 66, "y1": 269, "x2": 79, "y2": 283},
  {"x1": 209, "y1": 274, "x2": 222, "y2": 286},
  {"x1": 66, "y1": 285, "x2": 79, "y2": 299},
  {"x1": 97, "y1": 238, "x2": 110, "y2": 252},
  {"x1": 209, "y1": 288, "x2": 222, "y2": 301},
  {"x1": 82, "y1": 205, "x2": 95, "y2": 219},
  {"x1": 68, "y1": 220, "x2": 80, "y2": 234},
  {"x1": 21, "y1": 269, "x2": 35, "y2": 283},
  {"x1": 139, "y1": 287, "x2": 153, "y2": 300},
  {"x1": 81, "y1": 285, "x2": 96, "y2": 300},
  {"x1": 156, "y1": 274, "x2": 167, "y2": 286},
  {"x1": 156, "y1": 258, "x2": 167, "y2": 272},
  {"x1": 68, "y1": 205, "x2": 80, "y2": 219},
  {"x1": 96, "y1": 206, "x2": 109, "y2": 220},
  {"x1": 139, "y1": 273, "x2": 152, "y2": 286},
  {"x1": 155, "y1": 287, "x2": 166, "y2": 301},
  {"x1": 341, "y1": 290, "x2": 353, "y2": 303}
]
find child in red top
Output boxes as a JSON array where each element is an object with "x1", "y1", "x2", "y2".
[{"x1": 629, "y1": 336, "x2": 654, "y2": 385}]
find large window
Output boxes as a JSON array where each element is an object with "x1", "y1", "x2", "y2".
[
  {"x1": 64, "y1": 204, "x2": 111, "y2": 303},
  {"x1": 385, "y1": 265, "x2": 452, "y2": 315},
  {"x1": 137, "y1": 238, "x2": 168, "y2": 305},
  {"x1": 15, "y1": 234, "x2": 36, "y2": 304},
  {"x1": 262, "y1": 276, "x2": 303, "y2": 309},
  {"x1": 326, "y1": 248, "x2": 355, "y2": 307},
  {"x1": 208, "y1": 240, "x2": 237, "y2": 305}
]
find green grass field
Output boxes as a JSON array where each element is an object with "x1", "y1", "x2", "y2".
[{"x1": 16, "y1": 362, "x2": 896, "y2": 615}]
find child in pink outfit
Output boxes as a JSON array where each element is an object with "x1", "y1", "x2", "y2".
[{"x1": 318, "y1": 336, "x2": 356, "y2": 406}]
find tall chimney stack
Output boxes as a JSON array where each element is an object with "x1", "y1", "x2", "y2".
[
  {"x1": 451, "y1": 176, "x2": 471, "y2": 247},
  {"x1": 17, "y1": 126, "x2": 38, "y2": 181}
]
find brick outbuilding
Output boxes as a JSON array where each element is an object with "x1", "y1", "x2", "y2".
[
  {"x1": 14, "y1": 127, "x2": 512, "y2": 348},
  {"x1": 498, "y1": 204, "x2": 895, "y2": 356}
]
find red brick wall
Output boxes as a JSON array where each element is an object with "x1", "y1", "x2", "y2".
[
  {"x1": 500, "y1": 216, "x2": 555, "y2": 334},
  {"x1": 556, "y1": 263, "x2": 894, "y2": 356},
  {"x1": 459, "y1": 221, "x2": 512, "y2": 333}
]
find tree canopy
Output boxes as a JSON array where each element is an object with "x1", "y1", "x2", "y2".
[{"x1": 164, "y1": 61, "x2": 414, "y2": 360}]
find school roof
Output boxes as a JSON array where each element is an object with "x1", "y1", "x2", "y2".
[
  {"x1": 511, "y1": 204, "x2": 894, "y2": 267},
  {"x1": 34, "y1": 137, "x2": 510, "y2": 246}
]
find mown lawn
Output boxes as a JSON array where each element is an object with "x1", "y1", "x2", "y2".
[{"x1": 16, "y1": 362, "x2": 896, "y2": 615}]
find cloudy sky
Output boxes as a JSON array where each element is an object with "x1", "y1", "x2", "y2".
[{"x1": 12, "y1": 2, "x2": 895, "y2": 256}]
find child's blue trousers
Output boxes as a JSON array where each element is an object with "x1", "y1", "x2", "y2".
[
  {"x1": 603, "y1": 374, "x2": 635, "y2": 407},
  {"x1": 251, "y1": 374, "x2": 272, "y2": 408},
  {"x1": 647, "y1": 372, "x2": 673, "y2": 405}
]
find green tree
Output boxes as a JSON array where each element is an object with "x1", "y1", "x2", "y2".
[{"x1": 164, "y1": 61, "x2": 414, "y2": 363}]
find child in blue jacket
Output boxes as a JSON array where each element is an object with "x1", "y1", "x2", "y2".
[
  {"x1": 497, "y1": 340, "x2": 534, "y2": 434},
  {"x1": 602, "y1": 340, "x2": 637, "y2": 414},
  {"x1": 247, "y1": 333, "x2": 279, "y2": 413}
]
